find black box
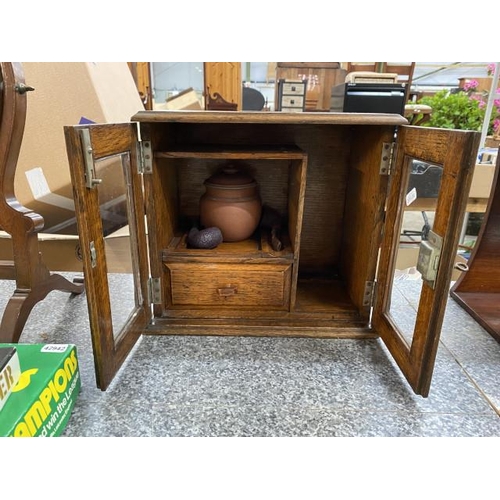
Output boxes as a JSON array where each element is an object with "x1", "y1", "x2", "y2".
[{"x1": 331, "y1": 82, "x2": 406, "y2": 114}]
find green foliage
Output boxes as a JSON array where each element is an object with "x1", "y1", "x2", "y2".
[{"x1": 418, "y1": 90, "x2": 485, "y2": 131}]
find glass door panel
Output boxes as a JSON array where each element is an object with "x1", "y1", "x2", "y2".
[
  {"x1": 94, "y1": 154, "x2": 143, "y2": 342},
  {"x1": 389, "y1": 159, "x2": 443, "y2": 346}
]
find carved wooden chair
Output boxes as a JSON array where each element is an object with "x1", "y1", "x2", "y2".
[
  {"x1": 0, "y1": 62, "x2": 84, "y2": 343},
  {"x1": 206, "y1": 90, "x2": 238, "y2": 111}
]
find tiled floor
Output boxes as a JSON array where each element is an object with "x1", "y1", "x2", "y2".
[{"x1": 1, "y1": 273, "x2": 499, "y2": 437}]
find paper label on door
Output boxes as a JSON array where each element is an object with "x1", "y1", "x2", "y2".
[{"x1": 406, "y1": 187, "x2": 417, "y2": 206}]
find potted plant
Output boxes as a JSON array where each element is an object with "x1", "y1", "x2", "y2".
[{"x1": 416, "y1": 63, "x2": 500, "y2": 135}]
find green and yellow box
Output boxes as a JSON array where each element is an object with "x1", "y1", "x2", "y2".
[{"x1": 0, "y1": 343, "x2": 80, "y2": 437}]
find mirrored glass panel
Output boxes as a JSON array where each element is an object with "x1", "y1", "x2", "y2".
[
  {"x1": 95, "y1": 154, "x2": 142, "y2": 341},
  {"x1": 152, "y1": 62, "x2": 204, "y2": 105},
  {"x1": 388, "y1": 158, "x2": 443, "y2": 346}
]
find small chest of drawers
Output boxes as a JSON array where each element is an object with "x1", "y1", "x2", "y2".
[{"x1": 276, "y1": 79, "x2": 306, "y2": 112}]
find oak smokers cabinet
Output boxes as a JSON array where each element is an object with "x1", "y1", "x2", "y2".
[{"x1": 64, "y1": 111, "x2": 479, "y2": 395}]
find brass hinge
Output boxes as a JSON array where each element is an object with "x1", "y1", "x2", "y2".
[
  {"x1": 148, "y1": 277, "x2": 161, "y2": 304},
  {"x1": 363, "y1": 280, "x2": 377, "y2": 307},
  {"x1": 137, "y1": 138, "x2": 153, "y2": 174},
  {"x1": 380, "y1": 142, "x2": 396, "y2": 175}
]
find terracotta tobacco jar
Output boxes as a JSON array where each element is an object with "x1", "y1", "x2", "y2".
[{"x1": 199, "y1": 166, "x2": 262, "y2": 242}]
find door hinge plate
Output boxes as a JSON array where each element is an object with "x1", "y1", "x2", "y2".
[
  {"x1": 138, "y1": 139, "x2": 152, "y2": 174},
  {"x1": 148, "y1": 277, "x2": 161, "y2": 304},
  {"x1": 363, "y1": 280, "x2": 376, "y2": 307},
  {"x1": 380, "y1": 142, "x2": 396, "y2": 175}
]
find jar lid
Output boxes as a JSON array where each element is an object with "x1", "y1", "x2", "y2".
[{"x1": 205, "y1": 166, "x2": 256, "y2": 187}]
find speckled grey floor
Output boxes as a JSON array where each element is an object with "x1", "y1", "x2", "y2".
[{"x1": 1, "y1": 273, "x2": 499, "y2": 437}]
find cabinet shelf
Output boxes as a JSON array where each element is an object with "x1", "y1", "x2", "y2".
[
  {"x1": 154, "y1": 146, "x2": 307, "y2": 161},
  {"x1": 162, "y1": 229, "x2": 294, "y2": 264}
]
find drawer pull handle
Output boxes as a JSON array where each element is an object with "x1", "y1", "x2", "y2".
[{"x1": 217, "y1": 286, "x2": 237, "y2": 297}]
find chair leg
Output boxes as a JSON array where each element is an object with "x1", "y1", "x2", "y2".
[{"x1": 0, "y1": 273, "x2": 85, "y2": 343}]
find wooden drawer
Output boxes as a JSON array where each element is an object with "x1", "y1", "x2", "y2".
[
  {"x1": 280, "y1": 95, "x2": 304, "y2": 108},
  {"x1": 281, "y1": 82, "x2": 306, "y2": 95},
  {"x1": 165, "y1": 262, "x2": 292, "y2": 310}
]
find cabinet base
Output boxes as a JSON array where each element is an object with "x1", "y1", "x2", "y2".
[{"x1": 145, "y1": 319, "x2": 377, "y2": 339}]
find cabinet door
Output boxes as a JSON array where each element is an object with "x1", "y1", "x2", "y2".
[
  {"x1": 64, "y1": 123, "x2": 151, "y2": 390},
  {"x1": 372, "y1": 125, "x2": 480, "y2": 396}
]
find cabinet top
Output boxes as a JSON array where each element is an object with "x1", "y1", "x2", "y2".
[{"x1": 131, "y1": 110, "x2": 408, "y2": 126}]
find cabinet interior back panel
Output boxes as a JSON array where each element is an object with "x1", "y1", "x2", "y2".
[{"x1": 174, "y1": 159, "x2": 291, "y2": 222}]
